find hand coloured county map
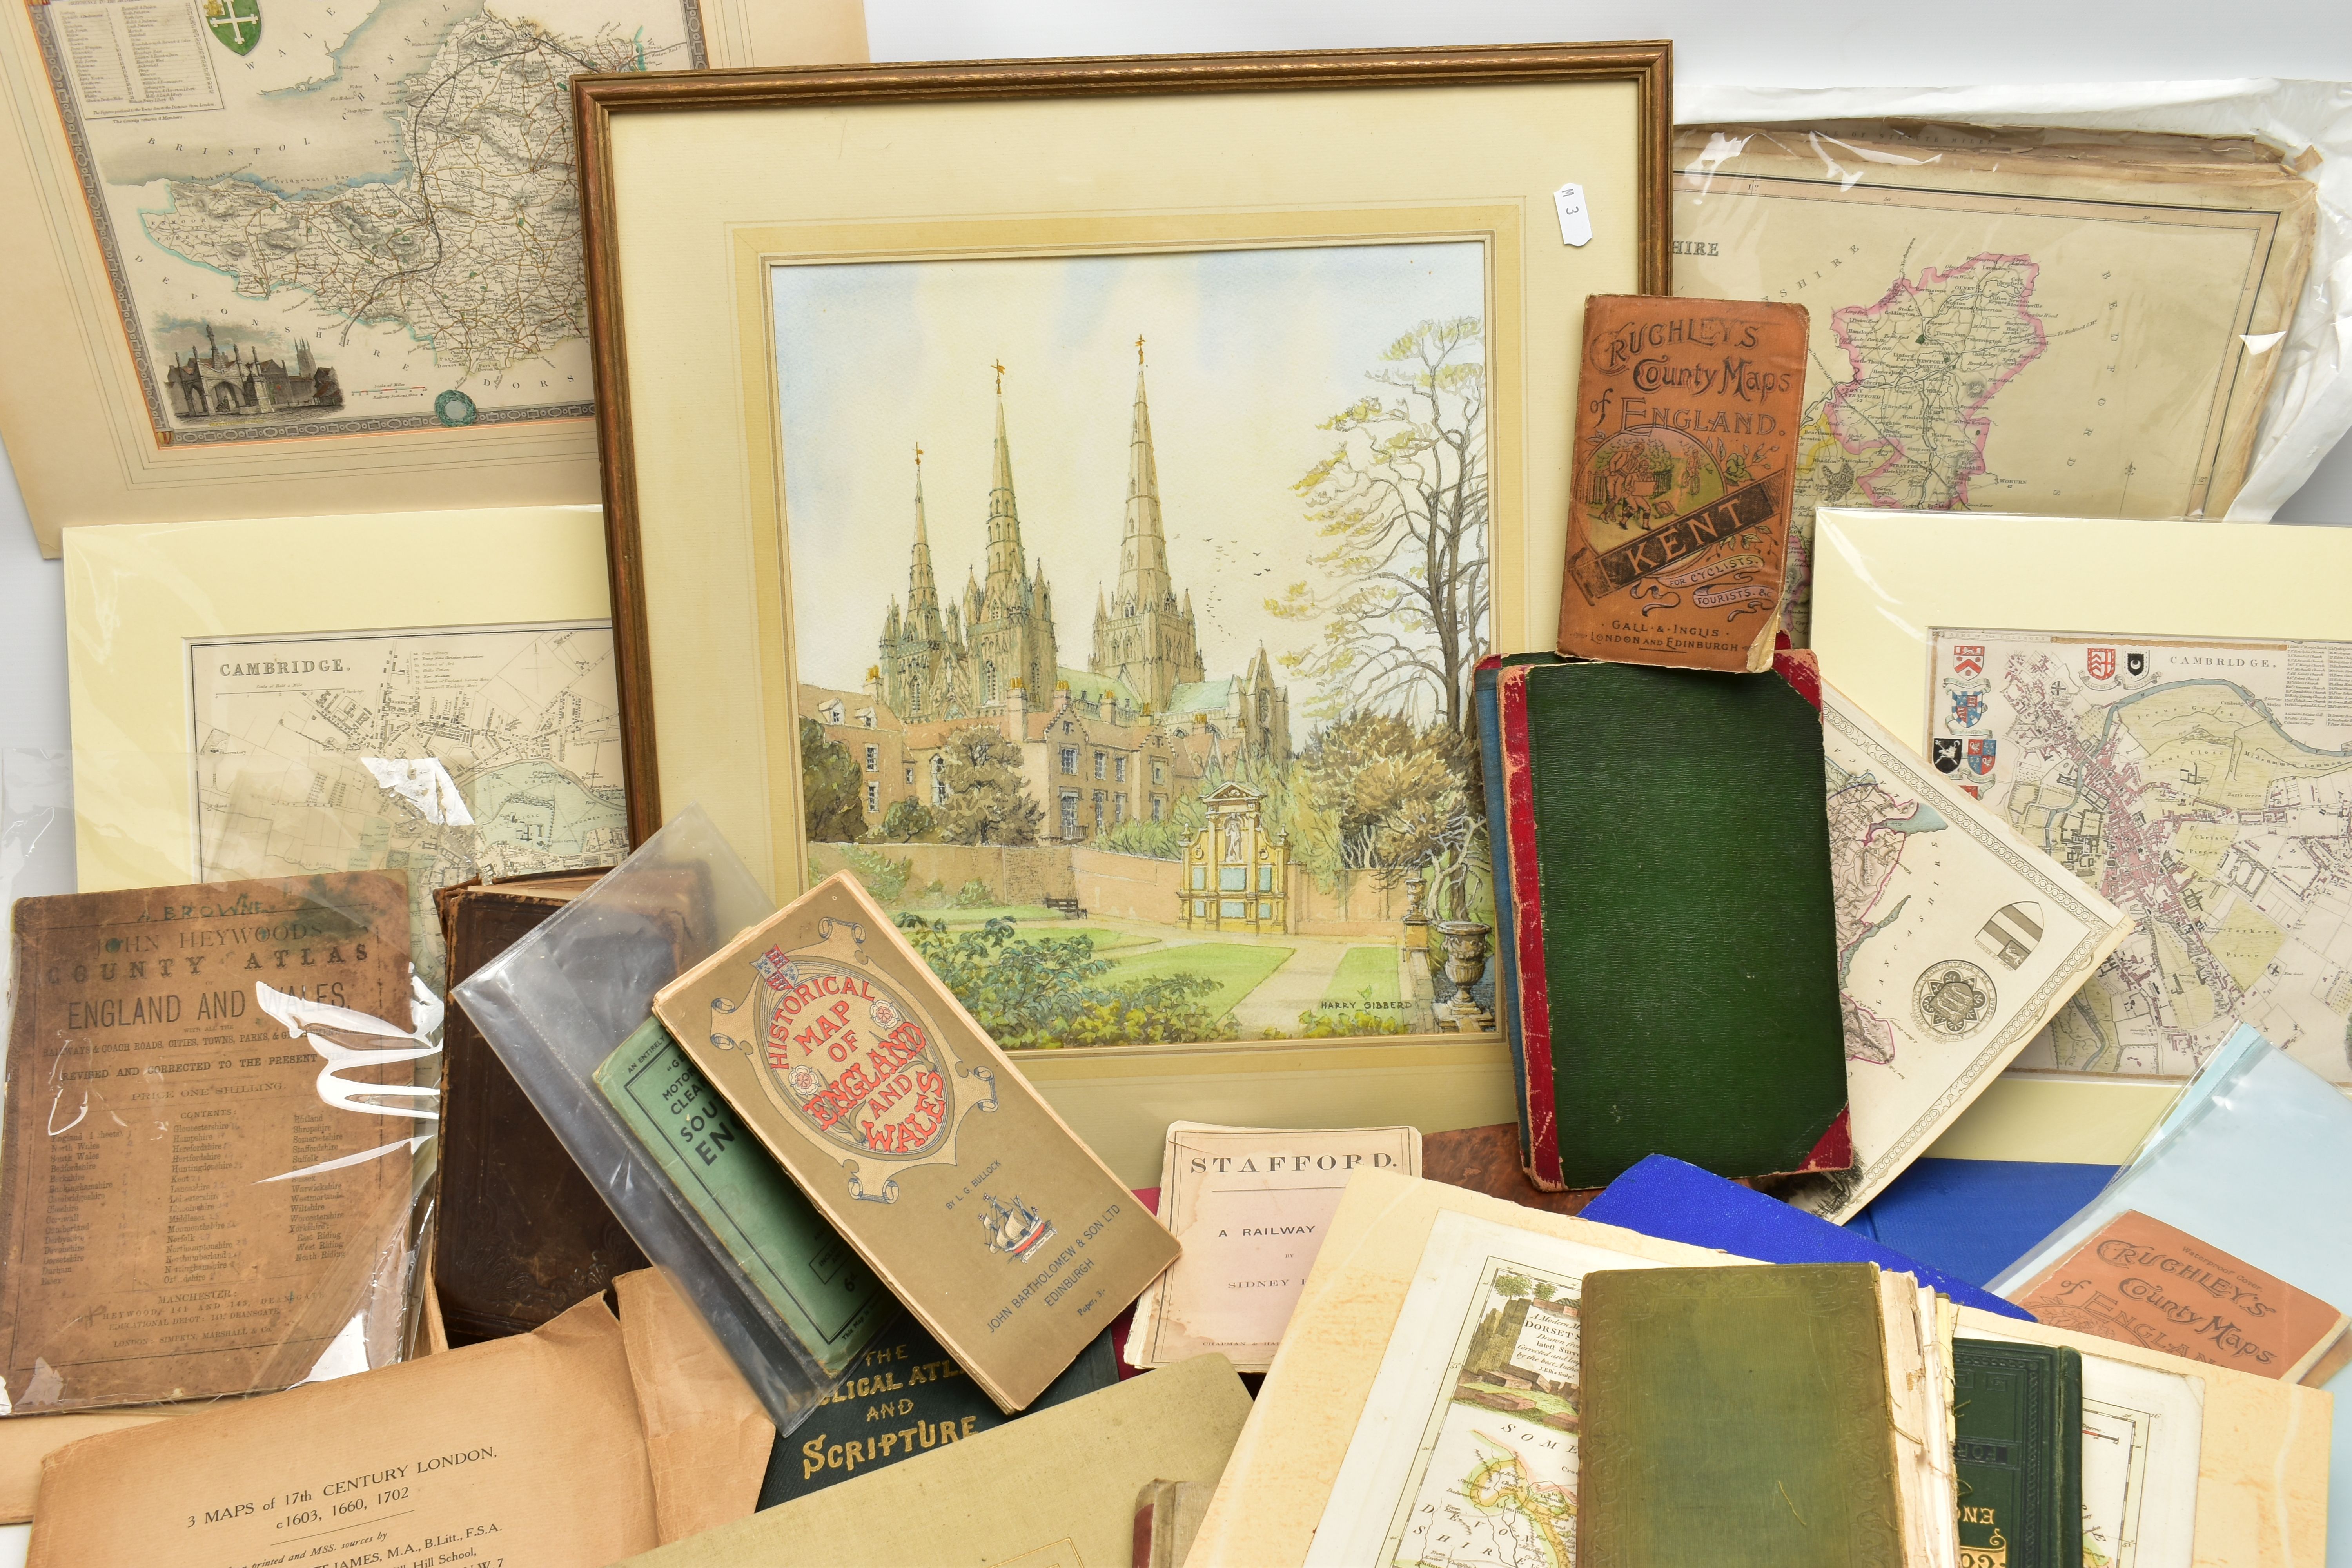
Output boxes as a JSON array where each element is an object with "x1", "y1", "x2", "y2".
[
  {"x1": 1932, "y1": 629, "x2": 2352, "y2": 1082},
  {"x1": 1307, "y1": 1215, "x2": 1701, "y2": 1568},
  {"x1": 1673, "y1": 125, "x2": 2314, "y2": 643},
  {"x1": 31, "y1": 0, "x2": 701, "y2": 442},
  {"x1": 189, "y1": 622, "x2": 629, "y2": 987}
]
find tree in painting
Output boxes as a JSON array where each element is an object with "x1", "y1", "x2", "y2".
[
  {"x1": 936, "y1": 725, "x2": 1042, "y2": 846},
  {"x1": 1272, "y1": 316, "x2": 1489, "y2": 737}
]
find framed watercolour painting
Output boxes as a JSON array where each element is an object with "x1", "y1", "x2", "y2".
[
  {"x1": 1812, "y1": 508, "x2": 2352, "y2": 1091},
  {"x1": 579, "y1": 43, "x2": 1671, "y2": 1081}
]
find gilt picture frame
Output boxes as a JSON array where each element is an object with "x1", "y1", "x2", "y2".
[{"x1": 577, "y1": 43, "x2": 1671, "y2": 1099}]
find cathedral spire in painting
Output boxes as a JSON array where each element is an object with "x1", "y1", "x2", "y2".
[{"x1": 1092, "y1": 343, "x2": 1203, "y2": 712}]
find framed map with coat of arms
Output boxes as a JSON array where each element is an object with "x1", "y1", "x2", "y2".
[{"x1": 1814, "y1": 508, "x2": 2352, "y2": 1089}]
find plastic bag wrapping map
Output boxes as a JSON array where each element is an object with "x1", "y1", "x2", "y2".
[
  {"x1": 0, "y1": 869, "x2": 441, "y2": 1414},
  {"x1": 1670, "y1": 81, "x2": 2352, "y2": 642},
  {"x1": 451, "y1": 805, "x2": 850, "y2": 1435}
]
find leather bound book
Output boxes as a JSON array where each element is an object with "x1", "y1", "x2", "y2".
[
  {"x1": 1496, "y1": 654, "x2": 1849, "y2": 1191},
  {"x1": 1557, "y1": 294, "x2": 1809, "y2": 672},
  {"x1": 1472, "y1": 650, "x2": 1572, "y2": 1175},
  {"x1": 434, "y1": 870, "x2": 643, "y2": 1343},
  {"x1": 1577, "y1": 1263, "x2": 1914, "y2": 1568},
  {"x1": 1419, "y1": 1122, "x2": 1597, "y2": 1216},
  {"x1": 1951, "y1": 1338, "x2": 2082, "y2": 1568}
]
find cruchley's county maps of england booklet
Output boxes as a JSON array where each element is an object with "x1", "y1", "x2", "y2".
[
  {"x1": 652, "y1": 871, "x2": 1180, "y2": 1412},
  {"x1": 1556, "y1": 294, "x2": 1808, "y2": 672}
]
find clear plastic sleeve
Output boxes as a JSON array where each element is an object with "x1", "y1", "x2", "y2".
[
  {"x1": 450, "y1": 804, "x2": 854, "y2": 1434},
  {"x1": 1668, "y1": 89, "x2": 2350, "y2": 642},
  {"x1": 1987, "y1": 1025, "x2": 2352, "y2": 1564},
  {"x1": 0, "y1": 869, "x2": 435, "y2": 1412}
]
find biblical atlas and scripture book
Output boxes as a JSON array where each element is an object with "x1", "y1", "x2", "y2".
[
  {"x1": 1557, "y1": 294, "x2": 1809, "y2": 671},
  {"x1": 1495, "y1": 653, "x2": 1850, "y2": 1190},
  {"x1": 650, "y1": 871, "x2": 1180, "y2": 1412}
]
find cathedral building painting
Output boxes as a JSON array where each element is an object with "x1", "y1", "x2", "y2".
[{"x1": 807, "y1": 357, "x2": 1290, "y2": 845}]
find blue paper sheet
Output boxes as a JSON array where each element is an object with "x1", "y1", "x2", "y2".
[
  {"x1": 1580, "y1": 1152, "x2": 2030, "y2": 1320},
  {"x1": 1847, "y1": 1157, "x2": 2119, "y2": 1289}
]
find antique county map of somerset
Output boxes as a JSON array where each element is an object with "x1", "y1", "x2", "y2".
[
  {"x1": 189, "y1": 622, "x2": 628, "y2": 989},
  {"x1": 1673, "y1": 130, "x2": 2310, "y2": 643},
  {"x1": 1938, "y1": 630, "x2": 2352, "y2": 1083},
  {"x1": 32, "y1": 0, "x2": 701, "y2": 442}
]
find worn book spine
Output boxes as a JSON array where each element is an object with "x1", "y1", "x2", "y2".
[
  {"x1": 1558, "y1": 294, "x2": 1808, "y2": 672},
  {"x1": 1475, "y1": 652, "x2": 1570, "y2": 1177},
  {"x1": 436, "y1": 874, "x2": 645, "y2": 1343},
  {"x1": 1495, "y1": 664, "x2": 1564, "y2": 1189},
  {"x1": 1577, "y1": 1263, "x2": 1907, "y2": 1568},
  {"x1": 1952, "y1": 1338, "x2": 2082, "y2": 1568}
]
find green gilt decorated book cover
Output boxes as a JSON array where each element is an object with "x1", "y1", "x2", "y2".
[
  {"x1": 1952, "y1": 1338, "x2": 2082, "y2": 1568},
  {"x1": 1576, "y1": 1263, "x2": 1907, "y2": 1568}
]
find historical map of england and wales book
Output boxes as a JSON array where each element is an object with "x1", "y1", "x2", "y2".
[
  {"x1": 0, "y1": 871, "x2": 419, "y2": 1410},
  {"x1": 1494, "y1": 653, "x2": 1850, "y2": 1190},
  {"x1": 1672, "y1": 123, "x2": 2316, "y2": 645},
  {"x1": 652, "y1": 871, "x2": 1180, "y2": 1412},
  {"x1": 1556, "y1": 295, "x2": 1808, "y2": 672}
]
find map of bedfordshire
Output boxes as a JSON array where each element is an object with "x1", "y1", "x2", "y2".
[
  {"x1": 1821, "y1": 254, "x2": 2049, "y2": 511},
  {"x1": 142, "y1": 10, "x2": 630, "y2": 377}
]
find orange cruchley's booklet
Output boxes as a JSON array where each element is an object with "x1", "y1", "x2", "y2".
[
  {"x1": 2007, "y1": 1208, "x2": 2352, "y2": 1385},
  {"x1": 1558, "y1": 294, "x2": 1808, "y2": 672}
]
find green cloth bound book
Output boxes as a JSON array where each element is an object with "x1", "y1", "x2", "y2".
[
  {"x1": 1497, "y1": 656, "x2": 1848, "y2": 1189},
  {"x1": 593, "y1": 1018, "x2": 892, "y2": 1378},
  {"x1": 1577, "y1": 1263, "x2": 1906, "y2": 1568},
  {"x1": 1953, "y1": 1339, "x2": 2082, "y2": 1568}
]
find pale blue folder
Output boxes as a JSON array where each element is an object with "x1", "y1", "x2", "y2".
[{"x1": 1990, "y1": 1025, "x2": 2352, "y2": 1563}]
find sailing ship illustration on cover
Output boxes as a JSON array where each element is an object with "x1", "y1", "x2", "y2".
[{"x1": 980, "y1": 1194, "x2": 1055, "y2": 1260}]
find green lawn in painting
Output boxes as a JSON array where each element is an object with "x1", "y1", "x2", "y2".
[
  {"x1": 1321, "y1": 945, "x2": 1403, "y2": 1007},
  {"x1": 1105, "y1": 942, "x2": 1294, "y2": 1020}
]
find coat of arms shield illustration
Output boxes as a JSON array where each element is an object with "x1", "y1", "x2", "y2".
[{"x1": 203, "y1": 0, "x2": 260, "y2": 54}]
